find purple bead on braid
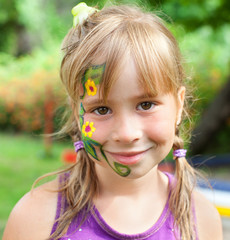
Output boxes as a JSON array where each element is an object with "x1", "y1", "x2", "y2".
[
  {"x1": 173, "y1": 149, "x2": 187, "y2": 158},
  {"x1": 74, "y1": 141, "x2": 84, "y2": 152}
]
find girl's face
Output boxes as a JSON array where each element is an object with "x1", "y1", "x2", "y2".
[{"x1": 78, "y1": 59, "x2": 185, "y2": 179}]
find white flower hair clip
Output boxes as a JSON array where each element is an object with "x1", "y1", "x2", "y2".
[{"x1": 71, "y1": 2, "x2": 99, "y2": 27}]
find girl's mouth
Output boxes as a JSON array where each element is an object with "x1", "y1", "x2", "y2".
[{"x1": 107, "y1": 150, "x2": 148, "y2": 165}]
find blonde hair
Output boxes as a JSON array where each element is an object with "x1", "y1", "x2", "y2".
[{"x1": 48, "y1": 4, "x2": 197, "y2": 240}]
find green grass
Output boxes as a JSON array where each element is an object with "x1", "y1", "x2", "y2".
[{"x1": 0, "y1": 133, "x2": 73, "y2": 238}]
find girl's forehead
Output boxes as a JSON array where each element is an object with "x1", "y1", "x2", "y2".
[
  {"x1": 81, "y1": 59, "x2": 175, "y2": 105},
  {"x1": 80, "y1": 59, "x2": 175, "y2": 103}
]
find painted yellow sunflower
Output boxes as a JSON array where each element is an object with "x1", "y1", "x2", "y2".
[
  {"x1": 85, "y1": 79, "x2": 97, "y2": 96},
  {"x1": 82, "y1": 121, "x2": 96, "y2": 138}
]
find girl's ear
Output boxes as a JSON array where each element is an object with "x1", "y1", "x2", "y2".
[{"x1": 176, "y1": 86, "x2": 186, "y2": 125}]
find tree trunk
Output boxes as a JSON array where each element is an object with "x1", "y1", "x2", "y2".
[{"x1": 190, "y1": 77, "x2": 230, "y2": 155}]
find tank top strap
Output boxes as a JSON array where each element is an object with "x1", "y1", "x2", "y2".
[
  {"x1": 50, "y1": 173, "x2": 69, "y2": 237},
  {"x1": 163, "y1": 171, "x2": 174, "y2": 194}
]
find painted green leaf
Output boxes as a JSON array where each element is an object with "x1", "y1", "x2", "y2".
[
  {"x1": 79, "y1": 116, "x2": 83, "y2": 128},
  {"x1": 83, "y1": 136, "x2": 102, "y2": 161},
  {"x1": 82, "y1": 134, "x2": 131, "y2": 177},
  {"x1": 83, "y1": 63, "x2": 106, "y2": 85},
  {"x1": 99, "y1": 144, "x2": 131, "y2": 177},
  {"x1": 79, "y1": 103, "x2": 85, "y2": 128},
  {"x1": 114, "y1": 162, "x2": 131, "y2": 177},
  {"x1": 79, "y1": 103, "x2": 85, "y2": 116},
  {"x1": 85, "y1": 141, "x2": 98, "y2": 160},
  {"x1": 80, "y1": 63, "x2": 105, "y2": 99}
]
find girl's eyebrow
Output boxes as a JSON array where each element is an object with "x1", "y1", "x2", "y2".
[
  {"x1": 82, "y1": 92, "x2": 159, "y2": 106},
  {"x1": 83, "y1": 98, "x2": 106, "y2": 106},
  {"x1": 135, "y1": 93, "x2": 156, "y2": 99},
  {"x1": 83, "y1": 94, "x2": 158, "y2": 106},
  {"x1": 129, "y1": 92, "x2": 158, "y2": 100}
]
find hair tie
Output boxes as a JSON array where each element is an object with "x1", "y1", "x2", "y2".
[
  {"x1": 71, "y1": 2, "x2": 99, "y2": 27},
  {"x1": 74, "y1": 141, "x2": 84, "y2": 152},
  {"x1": 173, "y1": 149, "x2": 187, "y2": 158}
]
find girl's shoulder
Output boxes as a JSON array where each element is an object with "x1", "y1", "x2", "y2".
[
  {"x1": 3, "y1": 178, "x2": 59, "y2": 240},
  {"x1": 193, "y1": 190, "x2": 223, "y2": 240}
]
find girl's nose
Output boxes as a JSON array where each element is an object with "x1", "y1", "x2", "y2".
[{"x1": 112, "y1": 115, "x2": 142, "y2": 144}]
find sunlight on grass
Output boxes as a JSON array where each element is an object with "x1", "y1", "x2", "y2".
[{"x1": 0, "y1": 133, "x2": 73, "y2": 237}]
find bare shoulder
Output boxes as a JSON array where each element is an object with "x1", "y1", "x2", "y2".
[
  {"x1": 193, "y1": 190, "x2": 223, "y2": 240},
  {"x1": 3, "y1": 178, "x2": 59, "y2": 240}
]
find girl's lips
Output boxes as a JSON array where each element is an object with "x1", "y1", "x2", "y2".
[{"x1": 107, "y1": 150, "x2": 148, "y2": 165}]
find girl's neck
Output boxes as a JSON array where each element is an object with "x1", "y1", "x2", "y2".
[{"x1": 93, "y1": 165, "x2": 170, "y2": 234}]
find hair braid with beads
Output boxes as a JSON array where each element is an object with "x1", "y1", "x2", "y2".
[{"x1": 169, "y1": 128, "x2": 197, "y2": 239}]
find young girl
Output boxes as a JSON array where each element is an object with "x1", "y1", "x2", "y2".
[{"x1": 3, "y1": 3, "x2": 222, "y2": 240}]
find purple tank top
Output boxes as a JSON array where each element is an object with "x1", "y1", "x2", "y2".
[{"x1": 50, "y1": 172, "x2": 197, "y2": 239}]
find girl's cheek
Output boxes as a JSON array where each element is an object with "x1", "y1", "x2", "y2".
[
  {"x1": 144, "y1": 116, "x2": 176, "y2": 143},
  {"x1": 81, "y1": 114, "x2": 111, "y2": 143}
]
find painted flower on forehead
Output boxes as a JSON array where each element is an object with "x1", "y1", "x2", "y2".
[
  {"x1": 80, "y1": 63, "x2": 106, "y2": 99},
  {"x1": 82, "y1": 121, "x2": 96, "y2": 138},
  {"x1": 85, "y1": 78, "x2": 97, "y2": 96}
]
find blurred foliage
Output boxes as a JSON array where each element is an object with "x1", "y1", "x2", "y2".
[
  {"x1": 159, "y1": 0, "x2": 230, "y2": 30},
  {"x1": 0, "y1": 48, "x2": 65, "y2": 133},
  {"x1": 0, "y1": 0, "x2": 76, "y2": 55},
  {"x1": 0, "y1": 0, "x2": 229, "y2": 153}
]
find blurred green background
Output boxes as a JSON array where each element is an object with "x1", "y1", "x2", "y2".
[{"x1": 0, "y1": 0, "x2": 230, "y2": 237}]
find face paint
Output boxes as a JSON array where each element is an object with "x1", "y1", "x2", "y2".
[
  {"x1": 80, "y1": 63, "x2": 106, "y2": 99},
  {"x1": 79, "y1": 103, "x2": 131, "y2": 177},
  {"x1": 82, "y1": 121, "x2": 96, "y2": 137},
  {"x1": 85, "y1": 79, "x2": 97, "y2": 96}
]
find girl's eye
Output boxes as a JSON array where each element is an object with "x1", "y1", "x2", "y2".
[
  {"x1": 137, "y1": 102, "x2": 155, "y2": 111},
  {"x1": 93, "y1": 107, "x2": 111, "y2": 115}
]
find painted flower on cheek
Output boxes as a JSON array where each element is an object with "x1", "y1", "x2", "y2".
[
  {"x1": 82, "y1": 121, "x2": 96, "y2": 137},
  {"x1": 85, "y1": 79, "x2": 97, "y2": 96}
]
